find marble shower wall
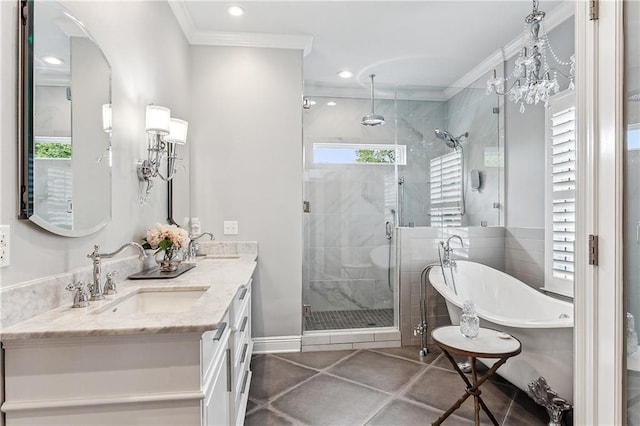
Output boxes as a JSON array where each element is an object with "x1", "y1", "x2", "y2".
[
  {"x1": 398, "y1": 226, "x2": 505, "y2": 346},
  {"x1": 445, "y1": 82, "x2": 504, "y2": 227},
  {"x1": 395, "y1": 99, "x2": 447, "y2": 227}
]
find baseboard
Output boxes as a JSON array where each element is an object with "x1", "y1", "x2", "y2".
[{"x1": 252, "y1": 335, "x2": 301, "y2": 354}]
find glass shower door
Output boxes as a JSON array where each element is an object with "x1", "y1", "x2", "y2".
[
  {"x1": 302, "y1": 95, "x2": 398, "y2": 332},
  {"x1": 625, "y1": 1, "x2": 640, "y2": 423}
]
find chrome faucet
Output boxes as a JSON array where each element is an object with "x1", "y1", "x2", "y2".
[
  {"x1": 440, "y1": 235, "x2": 464, "y2": 268},
  {"x1": 87, "y1": 242, "x2": 146, "y2": 301},
  {"x1": 187, "y1": 232, "x2": 215, "y2": 261}
]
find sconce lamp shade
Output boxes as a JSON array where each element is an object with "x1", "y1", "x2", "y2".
[
  {"x1": 102, "y1": 103, "x2": 112, "y2": 133},
  {"x1": 145, "y1": 105, "x2": 171, "y2": 135},
  {"x1": 166, "y1": 118, "x2": 188, "y2": 145}
]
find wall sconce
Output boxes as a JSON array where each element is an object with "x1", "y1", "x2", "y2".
[{"x1": 137, "y1": 105, "x2": 188, "y2": 197}]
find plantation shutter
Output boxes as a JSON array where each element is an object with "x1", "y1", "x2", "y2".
[
  {"x1": 430, "y1": 151, "x2": 462, "y2": 227},
  {"x1": 544, "y1": 90, "x2": 576, "y2": 297}
]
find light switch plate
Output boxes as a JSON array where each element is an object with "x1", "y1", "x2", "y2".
[
  {"x1": 0, "y1": 225, "x2": 10, "y2": 268},
  {"x1": 223, "y1": 221, "x2": 238, "y2": 235}
]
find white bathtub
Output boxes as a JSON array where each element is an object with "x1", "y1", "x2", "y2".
[{"x1": 428, "y1": 260, "x2": 574, "y2": 404}]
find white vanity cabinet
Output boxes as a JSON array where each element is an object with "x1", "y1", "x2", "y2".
[
  {"x1": 229, "y1": 279, "x2": 253, "y2": 425},
  {"x1": 1, "y1": 272, "x2": 254, "y2": 426}
]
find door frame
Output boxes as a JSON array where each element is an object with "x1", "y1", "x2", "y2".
[{"x1": 575, "y1": 0, "x2": 625, "y2": 424}]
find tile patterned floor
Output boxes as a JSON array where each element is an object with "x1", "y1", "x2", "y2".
[
  {"x1": 245, "y1": 346, "x2": 562, "y2": 425},
  {"x1": 304, "y1": 309, "x2": 394, "y2": 331}
]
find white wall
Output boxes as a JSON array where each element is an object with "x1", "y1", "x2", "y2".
[
  {"x1": 505, "y1": 17, "x2": 575, "y2": 228},
  {"x1": 189, "y1": 46, "x2": 303, "y2": 338},
  {"x1": 0, "y1": 1, "x2": 190, "y2": 287}
]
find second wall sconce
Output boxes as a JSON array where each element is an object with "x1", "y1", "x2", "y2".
[{"x1": 137, "y1": 105, "x2": 188, "y2": 197}]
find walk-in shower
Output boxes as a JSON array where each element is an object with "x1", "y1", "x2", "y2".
[{"x1": 302, "y1": 80, "x2": 501, "y2": 336}]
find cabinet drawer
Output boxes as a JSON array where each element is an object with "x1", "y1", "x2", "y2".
[
  {"x1": 201, "y1": 310, "x2": 230, "y2": 383},
  {"x1": 230, "y1": 279, "x2": 251, "y2": 327},
  {"x1": 233, "y1": 369, "x2": 252, "y2": 426}
]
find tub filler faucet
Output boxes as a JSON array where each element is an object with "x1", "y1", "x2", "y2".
[
  {"x1": 440, "y1": 235, "x2": 464, "y2": 268},
  {"x1": 87, "y1": 242, "x2": 146, "y2": 301}
]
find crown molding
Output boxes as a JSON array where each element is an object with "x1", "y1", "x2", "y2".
[
  {"x1": 304, "y1": 83, "x2": 447, "y2": 102},
  {"x1": 168, "y1": 0, "x2": 313, "y2": 55},
  {"x1": 444, "y1": 0, "x2": 575, "y2": 100}
]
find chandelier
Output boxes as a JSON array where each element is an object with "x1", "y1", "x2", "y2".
[{"x1": 486, "y1": 0, "x2": 575, "y2": 113}]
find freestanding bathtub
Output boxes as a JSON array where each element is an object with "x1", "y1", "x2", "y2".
[{"x1": 428, "y1": 260, "x2": 574, "y2": 404}]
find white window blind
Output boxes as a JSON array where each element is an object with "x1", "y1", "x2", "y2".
[
  {"x1": 430, "y1": 151, "x2": 462, "y2": 227},
  {"x1": 544, "y1": 90, "x2": 576, "y2": 297}
]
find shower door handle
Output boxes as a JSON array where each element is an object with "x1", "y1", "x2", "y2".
[{"x1": 303, "y1": 201, "x2": 311, "y2": 213}]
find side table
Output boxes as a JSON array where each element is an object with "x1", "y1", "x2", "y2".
[{"x1": 431, "y1": 326, "x2": 521, "y2": 425}]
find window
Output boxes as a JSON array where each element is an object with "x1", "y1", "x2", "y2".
[
  {"x1": 545, "y1": 91, "x2": 576, "y2": 297},
  {"x1": 312, "y1": 143, "x2": 406, "y2": 165},
  {"x1": 430, "y1": 151, "x2": 463, "y2": 227},
  {"x1": 34, "y1": 136, "x2": 72, "y2": 158}
]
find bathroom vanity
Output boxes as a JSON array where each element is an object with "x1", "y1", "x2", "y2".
[{"x1": 0, "y1": 256, "x2": 256, "y2": 425}]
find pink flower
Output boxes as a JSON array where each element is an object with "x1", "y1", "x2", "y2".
[{"x1": 144, "y1": 223, "x2": 190, "y2": 251}]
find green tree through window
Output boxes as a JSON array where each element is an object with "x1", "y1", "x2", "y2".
[
  {"x1": 35, "y1": 142, "x2": 71, "y2": 158},
  {"x1": 355, "y1": 149, "x2": 395, "y2": 164}
]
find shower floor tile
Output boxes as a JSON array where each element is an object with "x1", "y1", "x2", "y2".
[
  {"x1": 304, "y1": 308, "x2": 393, "y2": 331},
  {"x1": 246, "y1": 346, "x2": 555, "y2": 425}
]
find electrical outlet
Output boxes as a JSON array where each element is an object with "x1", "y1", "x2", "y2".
[
  {"x1": 0, "y1": 225, "x2": 10, "y2": 268},
  {"x1": 223, "y1": 221, "x2": 238, "y2": 235}
]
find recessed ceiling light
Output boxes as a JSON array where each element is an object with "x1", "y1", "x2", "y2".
[
  {"x1": 337, "y1": 70, "x2": 353, "y2": 79},
  {"x1": 227, "y1": 6, "x2": 245, "y2": 16},
  {"x1": 42, "y1": 56, "x2": 64, "y2": 65},
  {"x1": 327, "y1": 101, "x2": 337, "y2": 107}
]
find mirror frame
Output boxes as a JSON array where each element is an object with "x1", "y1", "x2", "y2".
[{"x1": 17, "y1": 0, "x2": 112, "y2": 237}]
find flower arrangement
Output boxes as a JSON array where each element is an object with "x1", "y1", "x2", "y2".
[{"x1": 142, "y1": 223, "x2": 190, "y2": 259}]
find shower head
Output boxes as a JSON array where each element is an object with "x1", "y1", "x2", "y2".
[
  {"x1": 434, "y1": 129, "x2": 468, "y2": 150},
  {"x1": 362, "y1": 113, "x2": 385, "y2": 127},
  {"x1": 362, "y1": 74, "x2": 385, "y2": 127}
]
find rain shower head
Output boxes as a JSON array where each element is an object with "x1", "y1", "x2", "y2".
[
  {"x1": 434, "y1": 129, "x2": 468, "y2": 149},
  {"x1": 362, "y1": 74, "x2": 385, "y2": 127},
  {"x1": 362, "y1": 113, "x2": 385, "y2": 127}
]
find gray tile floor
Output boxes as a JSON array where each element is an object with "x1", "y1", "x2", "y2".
[{"x1": 245, "y1": 346, "x2": 559, "y2": 425}]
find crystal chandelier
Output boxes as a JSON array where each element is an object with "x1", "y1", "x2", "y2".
[{"x1": 486, "y1": 0, "x2": 575, "y2": 113}]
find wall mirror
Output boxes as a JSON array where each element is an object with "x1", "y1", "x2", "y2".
[{"x1": 18, "y1": 0, "x2": 112, "y2": 237}]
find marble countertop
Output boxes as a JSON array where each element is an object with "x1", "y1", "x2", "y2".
[{"x1": 0, "y1": 256, "x2": 257, "y2": 340}]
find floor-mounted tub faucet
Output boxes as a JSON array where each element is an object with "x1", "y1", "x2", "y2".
[
  {"x1": 440, "y1": 235, "x2": 464, "y2": 268},
  {"x1": 87, "y1": 242, "x2": 146, "y2": 301}
]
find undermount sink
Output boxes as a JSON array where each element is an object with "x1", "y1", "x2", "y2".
[
  {"x1": 98, "y1": 288, "x2": 208, "y2": 315},
  {"x1": 204, "y1": 255, "x2": 241, "y2": 260}
]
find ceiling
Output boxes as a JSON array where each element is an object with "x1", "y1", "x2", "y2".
[{"x1": 171, "y1": 0, "x2": 567, "y2": 95}]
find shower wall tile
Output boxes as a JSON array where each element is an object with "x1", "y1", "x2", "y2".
[
  {"x1": 374, "y1": 330, "x2": 401, "y2": 341},
  {"x1": 374, "y1": 280, "x2": 394, "y2": 310},
  {"x1": 504, "y1": 227, "x2": 545, "y2": 290},
  {"x1": 330, "y1": 332, "x2": 374, "y2": 344},
  {"x1": 301, "y1": 334, "x2": 331, "y2": 346},
  {"x1": 353, "y1": 341, "x2": 401, "y2": 350},
  {"x1": 307, "y1": 279, "x2": 376, "y2": 312}
]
